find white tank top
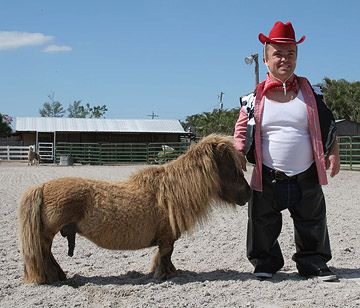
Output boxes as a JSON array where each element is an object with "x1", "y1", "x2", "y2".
[{"x1": 261, "y1": 90, "x2": 314, "y2": 176}]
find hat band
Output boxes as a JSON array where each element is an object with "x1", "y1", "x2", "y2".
[{"x1": 270, "y1": 37, "x2": 296, "y2": 42}]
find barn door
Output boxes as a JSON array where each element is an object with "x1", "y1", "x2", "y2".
[{"x1": 38, "y1": 142, "x2": 54, "y2": 162}]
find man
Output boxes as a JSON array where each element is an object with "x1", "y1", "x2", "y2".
[{"x1": 234, "y1": 21, "x2": 340, "y2": 282}]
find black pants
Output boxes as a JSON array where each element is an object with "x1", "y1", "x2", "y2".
[{"x1": 247, "y1": 164, "x2": 332, "y2": 275}]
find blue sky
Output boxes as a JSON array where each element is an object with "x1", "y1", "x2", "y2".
[{"x1": 1, "y1": 0, "x2": 359, "y2": 122}]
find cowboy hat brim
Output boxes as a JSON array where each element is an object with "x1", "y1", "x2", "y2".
[{"x1": 258, "y1": 33, "x2": 306, "y2": 44}]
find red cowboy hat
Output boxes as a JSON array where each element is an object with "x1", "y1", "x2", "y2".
[{"x1": 258, "y1": 21, "x2": 305, "y2": 44}]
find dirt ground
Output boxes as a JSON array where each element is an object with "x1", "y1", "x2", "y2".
[{"x1": 0, "y1": 162, "x2": 359, "y2": 308}]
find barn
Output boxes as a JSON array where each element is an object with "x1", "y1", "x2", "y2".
[
  {"x1": 336, "y1": 119, "x2": 360, "y2": 136},
  {"x1": 15, "y1": 117, "x2": 192, "y2": 164}
]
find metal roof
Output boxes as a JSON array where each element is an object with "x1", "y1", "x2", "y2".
[{"x1": 16, "y1": 117, "x2": 186, "y2": 134}]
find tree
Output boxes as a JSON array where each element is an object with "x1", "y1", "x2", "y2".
[
  {"x1": 182, "y1": 108, "x2": 240, "y2": 137},
  {"x1": 67, "y1": 101, "x2": 108, "y2": 118},
  {"x1": 40, "y1": 94, "x2": 108, "y2": 118},
  {"x1": 0, "y1": 113, "x2": 13, "y2": 137},
  {"x1": 86, "y1": 104, "x2": 108, "y2": 118},
  {"x1": 39, "y1": 93, "x2": 65, "y2": 117},
  {"x1": 321, "y1": 78, "x2": 360, "y2": 122},
  {"x1": 67, "y1": 100, "x2": 89, "y2": 118}
]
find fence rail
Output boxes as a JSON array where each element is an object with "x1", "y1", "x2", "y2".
[
  {"x1": 338, "y1": 136, "x2": 360, "y2": 170},
  {"x1": 0, "y1": 145, "x2": 30, "y2": 161},
  {"x1": 1, "y1": 136, "x2": 360, "y2": 170},
  {"x1": 55, "y1": 142, "x2": 190, "y2": 165},
  {"x1": 0, "y1": 142, "x2": 192, "y2": 164}
]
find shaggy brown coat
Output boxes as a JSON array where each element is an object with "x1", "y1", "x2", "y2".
[{"x1": 18, "y1": 134, "x2": 250, "y2": 284}]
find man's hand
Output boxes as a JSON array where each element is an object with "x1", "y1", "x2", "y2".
[
  {"x1": 325, "y1": 140, "x2": 340, "y2": 177},
  {"x1": 238, "y1": 152, "x2": 247, "y2": 171},
  {"x1": 326, "y1": 154, "x2": 340, "y2": 177}
]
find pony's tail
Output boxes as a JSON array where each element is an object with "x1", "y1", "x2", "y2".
[{"x1": 18, "y1": 185, "x2": 47, "y2": 284}]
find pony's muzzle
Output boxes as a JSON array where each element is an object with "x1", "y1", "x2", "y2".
[{"x1": 236, "y1": 181, "x2": 251, "y2": 206}]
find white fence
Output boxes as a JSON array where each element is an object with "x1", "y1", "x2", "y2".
[
  {"x1": 0, "y1": 145, "x2": 31, "y2": 161},
  {"x1": 0, "y1": 143, "x2": 54, "y2": 162}
]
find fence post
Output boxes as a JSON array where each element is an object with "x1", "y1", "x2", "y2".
[
  {"x1": 7, "y1": 146, "x2": 10, "y2": 160},
  {"x1": 350, "y1": 137, "x2": 353, "y2": 170}
]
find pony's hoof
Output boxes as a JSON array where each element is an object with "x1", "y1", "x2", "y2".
[
  {"x1": 153, "y1": 268, "x2": 177, "y2": 281},
  {"x1": 45, "y1": 274, "x2": 67, "y2": 284},
  {"x1": 153, "y1": 269, "x2": 166, "y2": 280},
  {"x1": 59, "y1": 272, "x2": 67, "y2": 281}
]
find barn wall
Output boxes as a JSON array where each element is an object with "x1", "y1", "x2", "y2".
[
  {"x1": 17, "y1": 132, "x2": 183, "y2": 144},
  {"x1": 336, "y1": 121, "x2": 360, "y2": 136},
  {"x1": 55, "y1": 132, "x2": 182, "y2": 143},
  {"x1": 21, "y1": 132, "x2": 36, "y2": 145},
  {"x1": 0, "y1": 134, "x2": 23, "y2": 146}
]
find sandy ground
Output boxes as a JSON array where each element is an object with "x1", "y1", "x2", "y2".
[{"x1": 0, "y1": 162, "x2": 359, "y2": 308}]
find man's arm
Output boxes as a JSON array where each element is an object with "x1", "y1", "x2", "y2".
[
  {"x1": 311, "y1": 84, "x2": 340, "y2": 177},
  {"x1": 234, "y1": 107, "x2": 249, "y2": 171},
  {"x1": 325, "y1": 138, "x2": 340, "y2": 177}
]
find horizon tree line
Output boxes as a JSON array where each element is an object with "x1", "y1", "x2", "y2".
[{"x1": 1, "y1": 78, "x2": 359, "y2": 137}]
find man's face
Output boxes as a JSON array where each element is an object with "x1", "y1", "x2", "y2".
[{"x1": 264, "y1": 43, "x2": 297, "y2": 81}]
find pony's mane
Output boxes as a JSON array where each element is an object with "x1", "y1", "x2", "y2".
[
  {"x1": 161, "y1": 134, "x2": 240, "y2": 236},
  {"x1": 127, "y1": 134, "x2": 241, "y2": 237}
]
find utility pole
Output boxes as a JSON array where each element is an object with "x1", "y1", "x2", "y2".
[
  {"x1": 147, "y1": 111, "x2": 159, "y2": 119},
  {"x1": 218, "y1": 92, "x2": 224, "y2": 110},
  {"x1": 216, "y1": 92, "x2": 225, "y2": 133},
  {"x1": 245, "y1": 53, "x2": 259, "y2": 87}
]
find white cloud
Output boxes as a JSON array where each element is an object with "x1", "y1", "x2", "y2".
[
  {"x1": 0, "y1": 31, "x2": 53, "y2": 50},
  {"x1": 42, "y1": 44, "x2": 72, "y2": 53}
]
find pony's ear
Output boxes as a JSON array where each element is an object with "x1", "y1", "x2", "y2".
[
  {"x1": 211, "y1": 144, "x2": 220, "y2": 162},
  {"x1": 212, "y1": 141, "x2": 244, "y2": 176},
  {"x1": 211, "y1": 143, "x2": 229, "y2": 170},
  {"x1": 212, "y1": 142, "x2": 229, "y2": 160}
]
